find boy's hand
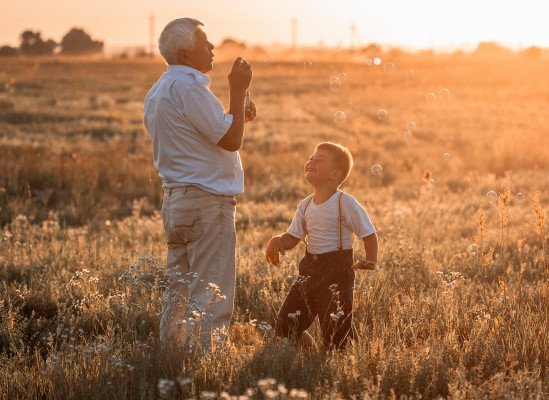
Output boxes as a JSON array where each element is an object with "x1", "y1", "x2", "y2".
[
  {"x1": 266, "y1": 236, "x2": 286, "y2": 266},
  {"x1": 351, "y1": 259, "x2": 377, "y2": 271}
]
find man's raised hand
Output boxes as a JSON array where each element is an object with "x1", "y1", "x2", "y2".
[{"x1": 228, "y1": 57, "x2": 252, "y2": 91}]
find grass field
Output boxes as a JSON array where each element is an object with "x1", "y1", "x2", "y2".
[{"x1": 1, "y1": 51, "x2": 548, "y2": 399}]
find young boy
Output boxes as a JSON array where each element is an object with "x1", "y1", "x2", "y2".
[{"x1": 266, "y1": 142, "x2": 378, "y2": 350}]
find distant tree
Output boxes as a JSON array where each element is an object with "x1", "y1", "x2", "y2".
[
  {"x1": 251, "y1": 45, "x2": 266, "y2": 54},
  {"x1": 218, "y1": 38, "x2": 247, "y2": 50},
  {"x1": 134, "y1": 48, "x2": 152, "y2": 58},
  {"x1": 474, "y1": 41, "x2": 512, "y2": 57},
  {"x1": 0, "y1": 45, "x2": 18, "y2": 57},
  {"x1": 387, "y1": 48, "x2": 403, "y2": 59},
  {"x1": 361, "y1": 43, "x2": 382, "y2": 57},
  {"x1": 19, "y1": 30, "x2": 57, "y2": 55},
  {"x1": 60, "y1": 28, "x2": 103, "y2": 55},
  {"x1": 522, "y1": 46, "x2": 542, "y2": 58}
]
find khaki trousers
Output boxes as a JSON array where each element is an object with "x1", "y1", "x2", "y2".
[{"x1": 159, "y1": 186, "x2": 237, "y2": 355}]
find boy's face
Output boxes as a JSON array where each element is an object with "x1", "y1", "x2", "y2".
[{"x1": 304, "y1": 148, "x2": 340, "y2": 185}]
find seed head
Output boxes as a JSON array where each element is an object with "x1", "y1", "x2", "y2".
[
  {"x1": 423, "y1": 169, "x2": 432, "y2": 183},
  {"x1": 533, "y1": 193, "x2": 546, "y2": 236}
]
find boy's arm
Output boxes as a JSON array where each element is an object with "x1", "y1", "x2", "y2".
[
  {"x1": 351, "y1": 232, "x2": 379, "y2": 270},
  {"x1": 266, "y1": 233, "x2": 301, "y2": 266}
]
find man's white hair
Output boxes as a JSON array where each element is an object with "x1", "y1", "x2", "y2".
[{"x1": 159, "y1": 18, "x2": 204, "y2": 65}]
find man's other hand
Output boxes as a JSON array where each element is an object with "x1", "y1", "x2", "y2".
[{"x1": 245, "y1": 100, "x2": 256, "y2": 122}]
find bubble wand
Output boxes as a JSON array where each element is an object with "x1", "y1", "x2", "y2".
[{"x1": 245, "y1": 91, "x2": 251, "y2": 118}]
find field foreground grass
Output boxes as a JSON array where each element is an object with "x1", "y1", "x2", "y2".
[{"x1": 1, "y1": 55, "x2": 549, "y2": 399}]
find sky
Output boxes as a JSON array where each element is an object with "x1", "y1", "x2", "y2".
[{"x1": 2, "y1": 0, "x2": 549, "y2": 52}]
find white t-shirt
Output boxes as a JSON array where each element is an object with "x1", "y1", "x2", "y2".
[
  {"x1": 144, "y1": 65, "x2": 244, "y2": 196},
  {"x1": 286, "y1": 190, "x2": 376, "y2": 254}
]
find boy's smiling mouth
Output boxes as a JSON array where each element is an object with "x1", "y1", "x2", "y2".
[{"x1": 305, "y1": 167, "x2": 315, "y2": 176}]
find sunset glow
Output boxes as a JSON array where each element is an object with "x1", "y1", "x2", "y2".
[{"x1": 2, "y1": 0, "x2": 549, "y2": 51}]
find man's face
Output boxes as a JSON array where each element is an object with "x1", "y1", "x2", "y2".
[
  {"x1": 304, "y1": 148, "x2": 339, "y2": 184},
  {"x1": 182, "y1": 28, "x2": 214, "y2": 73}
]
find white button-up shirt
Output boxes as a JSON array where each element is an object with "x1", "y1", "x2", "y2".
[{"x1": 144, "y1": 65, "x2": 244, "y2": 195}]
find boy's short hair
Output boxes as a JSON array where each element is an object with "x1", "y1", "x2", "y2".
[{"x1": 315, "y1": 142, "x2": 354, "y2": 185}]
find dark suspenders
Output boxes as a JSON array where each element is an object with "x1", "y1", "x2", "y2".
[{"x1": 302, "y1": 192, "x2": 344, "y2": 251}]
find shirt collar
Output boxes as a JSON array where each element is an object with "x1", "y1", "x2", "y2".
[{"x1": 167, "y1": 65, "x2": 211, "y2": 87}]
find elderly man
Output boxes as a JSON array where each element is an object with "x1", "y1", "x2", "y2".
[{"x1": 144, "y1": 17, "x2": 255, "y2": 354}]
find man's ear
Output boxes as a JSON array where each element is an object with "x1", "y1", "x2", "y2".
[{"x1": 177, "y1": 48, "x2": 188, "y2": 65}]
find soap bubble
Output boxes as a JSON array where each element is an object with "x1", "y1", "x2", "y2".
[
  {"x1": 438, "y1": 88, "x2": 451, "y2": 100},
  {"x1": 365, "y1": 57, "x2": 374, "y2": 66},
  {"x1": 516, "y1": 192, "x2": 525, "y2": 203},
  {"x1": 407, "y1": 122, "x2": 416, "y2": 132},
  {"x1": 404, "y1": 131, "x2": 412, "y2": 139},
  {"x1": 329, "y1": 76, "x2": 339, "y2": 83},
  {"x1": 486, "y1": 191, "x2": 498, "y2": 204},
  {"x1": 377, "y1": 110, "x2": 387, "y2": 120},
  {"x1": 405, "y1": 69, "x2": 415, "y2": 78},
  {"x1": 383, "y1": 62, "x2": 395, "y2": 72},
  {"x1": 429, "y1": 179, "x2": 436, "y2": 185},
  {"x1": 265, "y1": 55, "x2": 273, "y2": 63},
  {"x1": 373, "y1": 58, "x2": 381, "y2": 66},
  {"x1": 337, "y1": 72, "x2": 347, "y2": 82},
  {"x1": 333, "y1": 111, "x2": 346, "y2": 123},
  {"x1": 443, "y1": 153, "x2": 450, "y2": 161},
  {"x1": 330, "y1": 81, "x2": 341, "y2": 91},
  {"x1": 468, "y1": 243, "x2": 479, "y2": 256},
  {"x1": 304, "y1": 61, "x2": 312, "y2": 69},
  {"x1": 426, "y1": 93, "x2": 436, "y2": 104},
  {"x1": 371, "y1": 164, "x2": 382, "y2": 175}
]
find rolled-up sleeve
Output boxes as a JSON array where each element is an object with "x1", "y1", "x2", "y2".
[
  {"x1": 344, "y1": 196, "x2": 376, "y2": 239},
  {"x1": 183, "y1": 82, "x2": 233, "y2": 145},
  {"x1": 286, "y1": 202, "x2": 306, "y2": 240}
]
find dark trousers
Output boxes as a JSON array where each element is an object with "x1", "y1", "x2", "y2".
[{"x1": 275, "y1": 249, "x2": 355, "y2": 349}]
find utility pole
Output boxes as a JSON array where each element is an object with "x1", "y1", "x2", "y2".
[
  {"x1": 149, "y1": 14, "x2": 155, "y2": 56},
  {"x1": 350, "y1": 24, "x2": 357, "y2": 49},
  {"x1": 291, "y1": 19, "x2": 298, "y2": 52}
]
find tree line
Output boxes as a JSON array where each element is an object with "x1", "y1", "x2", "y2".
[{"x1": 0, "y1": 28, "x2": 103, "y2": 57}]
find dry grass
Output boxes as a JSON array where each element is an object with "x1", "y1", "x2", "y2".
[{"x1": 1, "y1": 52, "x2": 549, "y2": 399}]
